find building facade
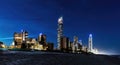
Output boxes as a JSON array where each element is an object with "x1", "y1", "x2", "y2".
[
  {"x1": 88, "y1": 34, "x2": 93, "y2": 52},
  {"x1": 57, "y1": 17, "x2": 63, "y2": 50},
  {"x1": 38, "y1": 33, "x2": 47, "y2": 50},
  {"x1": 60, "y1": 36, "x2": 70, "y2": 52},
  {"x1": 14, "y1": 30, "x2": 28, "y2": 48}
]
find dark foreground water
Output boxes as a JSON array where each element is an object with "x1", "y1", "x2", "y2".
[{"x1": 0, "y1": 51, "x2": 120, "y2": 65}]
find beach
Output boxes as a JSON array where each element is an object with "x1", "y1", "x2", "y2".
[{"x1": 0, "y1": 51, "x2": 120, "y2": 65}]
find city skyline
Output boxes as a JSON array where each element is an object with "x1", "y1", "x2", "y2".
[{"x1": 0, "y1": 0, "x2": 120, "y2": 54}]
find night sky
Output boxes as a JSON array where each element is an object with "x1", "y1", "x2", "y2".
[{"x1": 0, "y1": 0, "x2": 120, "y2": 54}]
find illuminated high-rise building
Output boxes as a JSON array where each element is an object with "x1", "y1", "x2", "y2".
[
  {"x1": 21, "y1": 30, "x2": 28, "y2": 42},
  {"x1": 72, "y1": 36, "x2": 78, "y2": 52},
  {"x1": 14, "y1": 30, "x2": 28, "y2": 48},
  {"x1": 38, "y1": 33, "x2": 43, "y2": 42},
  {"x1": 88, "y1": 34, "x2": 93, "y2": 52},
  {"x1": 57, "y1": 17, "x2": 63, "y2": 50},
  {"x1": 14, "y1": 32, "x2": 23, "y2": 46},
  {"x1": 38, "y1": 33, "x2": 47, "y2": 50},
  {"x1": 38, "y1": 33, "x2": 46, "y2": 45}
]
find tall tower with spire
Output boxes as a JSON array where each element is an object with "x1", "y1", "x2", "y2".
[
  {"x1": 88, "y1": 34, "x2": 93, "y2": 52},
  {"x1": 57, "y1": 17, "x2": 63, "y2": 50}
]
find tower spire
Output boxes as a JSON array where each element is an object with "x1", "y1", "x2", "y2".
[{"x1": 58, "y1": 16, "x2": 63, "y2": 24}]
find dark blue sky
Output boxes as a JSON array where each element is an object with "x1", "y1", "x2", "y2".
[{"x1": 0, "y1": 0, "x2": 120, "y2": 54}]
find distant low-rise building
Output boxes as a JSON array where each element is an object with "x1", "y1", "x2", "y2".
[
  {"x1": 33, "y1": 42, "x2": 43, "y2": 50},
  {"x1": 82, "y1": 46, "x2": 88, "y2": 52},
  {"x1": 25, "y1": 38, "x2": 37, "y2": 49},
  {"x1": 47, "y1": 42, "x2": 54, "y2": 51},
  {"x1": 0, "y1": 41, "x2": 7, "y2": 48},
  {"x1": 0, "y1": 41, "x2": 3, "y2": 48}
]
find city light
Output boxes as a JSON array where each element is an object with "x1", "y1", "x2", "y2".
[
  {"x1": 89, "y1": 34, "x2": 92, "y2": 37},
  {"x1": 92, "y1": 49, "x2": 115, "y2": 55},
  {"x1": 58, "y1": 16, "x2": 63, "y2": 24},
  {"x1": 0, "y1": 16, "x2": 115, "y2": 55},
  {"x1": 39, "y1": 33, "x2": 42, "y2": 36}
]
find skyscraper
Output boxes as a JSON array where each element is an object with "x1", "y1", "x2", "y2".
[
  {"x1": 14, "y1": 30, "x2": 28, "y2": 48},
  {"x1": 21, "y1": 30, "x2": 28, "y2": 42},
  {"x1": 72, "y1": 36, "x2": 79, "y2": 53},
  {"x1": 60, "y1": 36, "x2": 67, "y2": 51},
  {"x1": 38, "y1": 33, "x2": 42, "y2": 42},
  {"x1": 88, "y1": 34, "x2": 93, "y2": 52},
  {"x1": 57, "y1": 17, "x2": 63, "y2": 50},
  {"x1": 38, "y1": 33, "x2": 47, "y2": 49}
]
